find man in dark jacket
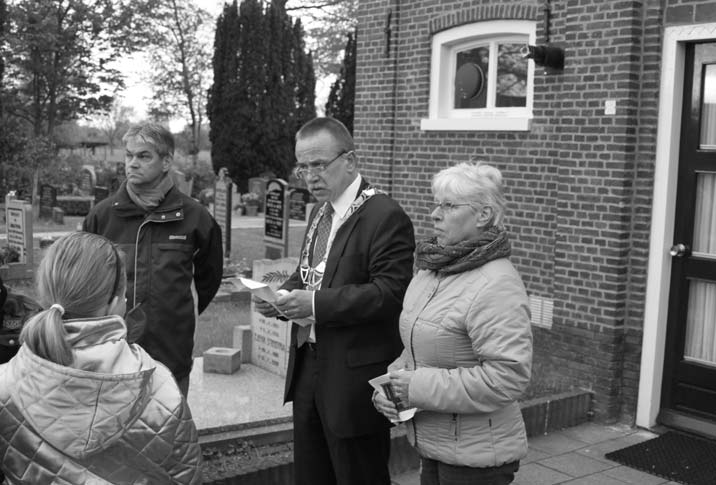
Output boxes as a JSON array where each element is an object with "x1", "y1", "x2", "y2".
[
  {"x1": 83, "y1": 123, "x2": 223, "y2": 396},
  {"x1": 255, "y1": 117, "x2": 415, "y2": 485}
]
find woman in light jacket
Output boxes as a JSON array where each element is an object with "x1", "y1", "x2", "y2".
[
  {"x1": 373, "y1": 162, "x2": 532, "y2": 485},
  {"x1": 0, "y1": 232, "x2": 202, "y2": 484}
]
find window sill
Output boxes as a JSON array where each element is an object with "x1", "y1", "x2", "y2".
[{"x1": 420, "y1": 116, "x2": 532, "y2": 132}]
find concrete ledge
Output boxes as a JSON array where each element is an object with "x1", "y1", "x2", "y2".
[
  {"x1": 203, "y1": 347, "x2": 242, "y2": 374},
  {"x1": 200, "y1": 390, "x2": 593, "y2": 484}
]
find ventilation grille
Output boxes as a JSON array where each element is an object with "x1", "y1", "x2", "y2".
[{"x1": 529, "y1": 295, "x2": 553, "y2": 329}]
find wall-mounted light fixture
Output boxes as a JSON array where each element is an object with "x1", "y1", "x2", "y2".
[{"x1": 521, "y1": 44, "x2": 564, "y2": 73}]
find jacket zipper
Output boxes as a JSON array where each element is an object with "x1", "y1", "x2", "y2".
[
  {"x1": 409, "y1": 315, "x2": 419, "y2": 450},
  {"x1": 133, "y1": 216, "x2": 174, "y2": 306},
  {"x1": 452, "y1": 413, "x2": 459, "y2": 441}
]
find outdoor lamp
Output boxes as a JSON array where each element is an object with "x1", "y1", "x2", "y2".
[{"x1": 521, "y1": 44, "x2": 564, "y2": 72}]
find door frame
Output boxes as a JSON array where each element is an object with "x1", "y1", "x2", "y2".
[{"x1": 637, "y1": 23, "x2": 716, "y2": 430}]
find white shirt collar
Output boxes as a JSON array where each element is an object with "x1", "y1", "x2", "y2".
[{"x1": 330, "y1": 174, "x2": 363, "y2": 219}]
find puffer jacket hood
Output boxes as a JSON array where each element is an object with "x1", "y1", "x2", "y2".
[
  {"x1": 8, "y1": 319, "x2": 155, "y2": 460},
  {"x1": 0, "y1": 315, "x2": 203, "y2": 484}
]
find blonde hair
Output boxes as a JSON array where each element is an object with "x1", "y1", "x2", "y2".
[
  {"x1": 20, "y1": 232, "x2": 126, "y2": 366},
  {"x1": 432, "y1": 161, "x2": 507, "y2": 228}
]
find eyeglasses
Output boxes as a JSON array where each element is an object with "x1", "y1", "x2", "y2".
[
  {"x1": 293, "y1": 150, "x2": 353, "y2": 179},
  {"x1": 430, "y1": 201, "x2": 473, "y2": 213}
]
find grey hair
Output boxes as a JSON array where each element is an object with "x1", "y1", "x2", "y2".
[
  {"x1": 122, "y1": 122, "x2": 175, "y2": 158},
  {"x1": 431, "y1": 161, "x2": 507, "y2": 228}
]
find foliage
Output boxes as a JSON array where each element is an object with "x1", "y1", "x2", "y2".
[
  {"x1": 146, "y1": 0, "x2": 213, "y2": 163},
  {"x1": 241, "y1": 192, "x2": 260, "y2": 204},
  {"x1": 286, "y1": 0, "x2": 357, "y2": 81},
  {"x1": 0, "y1": 245, "x2": 19, "y2": 266},
  {"x1": 172, "y1": 152, "x2": 216, "y2": 199},
  {"x1": 0, "y1": 0, "x2": 155, "y2": 138},
  {"x1": 208, "y1": 0, "x2": 316, "y2": 193},
  {"x1": 325, "y1": 29, "x2": 356, "y2": 134}
]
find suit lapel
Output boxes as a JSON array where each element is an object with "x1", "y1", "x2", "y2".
[{"x1": 322, "y1": 179, "x2": 371, "y2": 287}]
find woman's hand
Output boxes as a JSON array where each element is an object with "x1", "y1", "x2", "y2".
[
  {"x1": 372, "y1": 390, "x2": 399, "y2": 422},
  {"x1": 389, "y1": 370, "x2": 415, "y2": 408}
]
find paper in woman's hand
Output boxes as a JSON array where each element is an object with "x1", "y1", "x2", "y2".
[{"x1": 368, "y1": 372, "x2": 417, "y2": 423}]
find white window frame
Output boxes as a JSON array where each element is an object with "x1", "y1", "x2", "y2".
[{"x1": 420, "y1": 20, "x2": 536, "y2": 132}]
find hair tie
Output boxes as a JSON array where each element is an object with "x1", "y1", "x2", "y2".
[{"x1": 50, "y1": 303, "x2": 65, "y2": 316}]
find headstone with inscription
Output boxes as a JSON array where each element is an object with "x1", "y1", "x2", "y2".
[
  {"x1": 213, "y1": 168, "x2": 232, "y2": 261},
  {"x1": 289, "y1": 188, "x2": 311, "y2": 222},
  {"x1": 3, "y1": 195, "x2": 34, "y2": 280},
  {"x1": 264, "y1": 179, "x2": 289, "y2": 259},
  {"x1": 250, "y1": 258, "x2": 298, "y2": 376}
]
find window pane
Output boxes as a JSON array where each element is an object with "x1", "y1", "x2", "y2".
[
  {"x1": 454, "y1": 46, "x2": 489, "y2": 109},
  {"x1": 496, "y1": 43, "x2": 527, "y2": 107},
  {"x1": 701, "y1": 64, "x2": 716, "y2": 150},
  {"x1": 684, "y1": 279, "x2": 716, "y2": 367},
  {"x1": 693, "y1": 172, "x2": 716, "y2": 255}
]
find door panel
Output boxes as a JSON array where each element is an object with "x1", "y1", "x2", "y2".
[{"x1": 661, "y1": 42, "x2": 716, "y2": 423}]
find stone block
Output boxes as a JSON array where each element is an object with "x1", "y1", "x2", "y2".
[
  {"x1": 52, "y1": 207, "x2": 64, "y2": 225},
  {"x1": 233, "y1": 324, "x2": 252, "y2": 363},
  {"x1": 203, "y1": 347, "x2": 242, "y2": 374}
]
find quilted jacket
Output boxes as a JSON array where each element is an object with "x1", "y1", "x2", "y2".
[
  {"x1": 389, "y1": 258, "x2": 532, "y2": 468},
  {"x1": 0, "y1": 315, "x2": 202, "y2": 484}
]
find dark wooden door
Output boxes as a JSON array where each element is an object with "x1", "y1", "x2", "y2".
[{"x1": 661, "y1": 42, "x2": 716, "y2": 426}]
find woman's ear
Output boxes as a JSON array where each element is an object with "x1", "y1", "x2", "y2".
[
  {"x1": 107, "y1": 295, "x2": 126, "y2": 317},
  {"x1": 476, "y1": 206, "x2": 494, "y2": 228}
]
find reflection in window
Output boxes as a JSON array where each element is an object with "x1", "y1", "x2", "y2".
[
  {"x1": 455, "y1": 47, "x2": 489, "y2": 109},
  {"x1": 701, "y1": 64, "x2": 716, "y2": 149},
  {"x1": 453, "y1": 42, "x2": 527, "y2": 110},
  {"x1": 684, "y1": 278, "x2": 716, "y2": 367},
  {"x1": 496, "y1": 43, "x2": 527, "y2": 107},
  {"x1": 693, "y1": 172, "x2": 716, "y2": 254}
]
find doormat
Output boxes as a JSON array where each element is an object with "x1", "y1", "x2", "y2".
[{"x1": 604, "y1": 431, "x2": 716, "y2": 485}]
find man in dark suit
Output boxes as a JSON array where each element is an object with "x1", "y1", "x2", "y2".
[{"x1": 254, "y1": 117, "x2": 415, "y2": 485}]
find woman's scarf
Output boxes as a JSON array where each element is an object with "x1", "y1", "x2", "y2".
[
  {"x1": 415, "y1": 226, "x2": 512, "y2": 275},
  {"x1": 125, "y1": 172, "x2": 175, "y2": 211}
]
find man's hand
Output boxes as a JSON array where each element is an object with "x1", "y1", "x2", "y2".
[
  {"x1": 274, "y1": 290, "x2": 314, "y2": 321},
  {"x1": 252, "y1": 296, "x2": 281, "y2": 318}
]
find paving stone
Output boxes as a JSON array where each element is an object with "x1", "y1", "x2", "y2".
[
  {"x1": 559, "y1": 422, "x2": 635, "y2": 444},
  {"x1": 603, "y1": 465, "x2": 670, "y2": 484},
  {"x1": 513, "y1": 463, "x2": 572, "y2": 485},
  {"x1": 539, "y1": 452, "x2": 614, "y2": 477},
  {"x1": 528, "y1": 431, "x2": 590, "y2": 456},
  {"x1": 561, "y1": 474, "x2": 633, "y2": 485}
]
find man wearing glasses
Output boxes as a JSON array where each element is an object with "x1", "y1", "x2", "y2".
[{"x1": 254, "y1": 117, "x2": 415, "y2": 485}]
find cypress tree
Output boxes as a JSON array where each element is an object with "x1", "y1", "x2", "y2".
[
  {"x1": 325, "y1": 29, "x2": 356, "y2": 134},
  {"x1": 208, "y1": 0, "x2": 316, "y2": 191}
]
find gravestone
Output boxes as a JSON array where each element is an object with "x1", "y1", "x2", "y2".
[
  {"x1": 94, "y1": 186, "x2": 109, "y2": 205},
  {"x1": 3, "y1": 195, "x2": 34, "y2": 281},
  {"x1": 213, "y1": 168, "x2": 232, "y2": 261},
  {"x1": 250, "y1": 258, "x2": 298, "y2": 376},
  {"x1": 79, "y1": 167, "x2": 96, "y2": 195},
  {"x1": 39, "y1": 184, "x2": 57, "y2": 219},
  {"x1": 289, "y1": 188, "x2": 311, "y2": 221},
  {"x1": 264, "y1": 179, "x2": 289, "y2": 259},
  {"x1": 248, "y1": 177, "x2": 268, "y2": 212}
]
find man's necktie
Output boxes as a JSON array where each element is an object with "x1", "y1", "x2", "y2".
[
  {"x1": 310, "y1": 203, "x2": 334, "y2": 266},
  {"x1": 298, "y1": 202, "x2": 334, "y2": 347}
]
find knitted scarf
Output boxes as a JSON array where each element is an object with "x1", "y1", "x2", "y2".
[
  {"x1": 415, "y1": 226, "x2": 512, "y2": 276},
  {"x1": 126, "y1": 172, "x2": 175, "y2": 211}
]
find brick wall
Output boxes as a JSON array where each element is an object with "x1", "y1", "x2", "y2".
[{"x1": 355, "y1": 0, "x2": 674, "y2": 421}]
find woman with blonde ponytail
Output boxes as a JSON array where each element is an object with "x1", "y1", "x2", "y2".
[{"x1": 0, "y1": 232, "x2": 202, "y2": 484}]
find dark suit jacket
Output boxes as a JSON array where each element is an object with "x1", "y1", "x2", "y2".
[{"x1": 282, "y1": 179, "x2": 415, "y2": 438}]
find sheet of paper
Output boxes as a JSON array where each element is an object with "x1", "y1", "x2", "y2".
[
  {"x1": 236, "y1": 277, "x2": 314, "y2": 327},
  {"x1": 368, "y1": 372, "x2": 418, "y2": 423}
]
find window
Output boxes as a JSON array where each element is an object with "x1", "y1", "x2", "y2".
[{"x1": 421, "y1": 20, "x2": 536, "y2": 132}]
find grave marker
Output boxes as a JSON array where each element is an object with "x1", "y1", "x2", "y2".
[{"x1": 264, "y1": 179, "x2": 289, "y2": 259}]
